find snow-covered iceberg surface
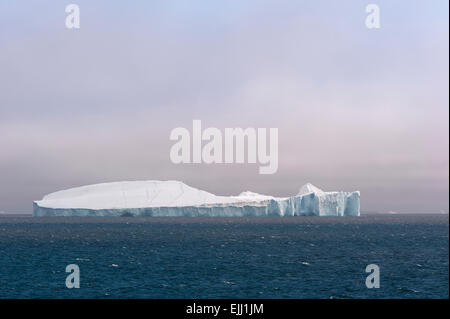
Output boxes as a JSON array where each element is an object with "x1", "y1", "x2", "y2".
[{"x1": 33, "y1": 181, "x2": 360, "y2": 217}]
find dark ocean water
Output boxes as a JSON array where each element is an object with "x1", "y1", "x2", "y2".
[{"x1": 0, "y1": 214, "x2": 448, "y2": 299}]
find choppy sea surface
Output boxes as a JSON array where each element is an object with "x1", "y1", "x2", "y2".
[{"x1": 0, "y1": 214, "x2": 448, "y2": 299}]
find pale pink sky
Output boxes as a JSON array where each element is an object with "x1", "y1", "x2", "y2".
[{"x1": 0, "y1": 1, "x2": 448, "y2": 213}]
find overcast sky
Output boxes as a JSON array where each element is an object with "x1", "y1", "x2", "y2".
[{"x1": 0, "y1": 0, "x2": 448, "y2": 213}]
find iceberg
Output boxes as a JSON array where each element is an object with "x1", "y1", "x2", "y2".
[{"x1": 33, "y1": 181, "x2": 360, "y2": 217}]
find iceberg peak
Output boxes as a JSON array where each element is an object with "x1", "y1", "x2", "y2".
[{"x1": 298, "y1": 183, "x2": 324, "y2": 196}]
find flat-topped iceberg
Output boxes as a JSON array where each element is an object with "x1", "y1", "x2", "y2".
[{"x1": 33, "y1": 181, "x2": 360, "y2": 217}]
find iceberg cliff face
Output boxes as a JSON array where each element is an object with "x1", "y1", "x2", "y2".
[{"x1": 33, "y1": 181, "x2": 360, "y2": 217}]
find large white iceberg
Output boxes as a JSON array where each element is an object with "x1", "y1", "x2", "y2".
[{"x1": 33, "y1": 181, "x2": 360, "y2": 217}]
